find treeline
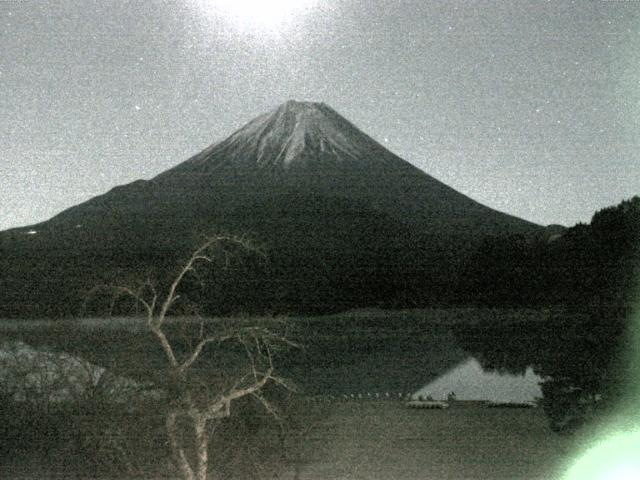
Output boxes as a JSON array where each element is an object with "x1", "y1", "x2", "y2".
[
  {"x1": 1, "y1": 196, "x2": 637, "y2": 319},
  {"x1": 457, "y1": 196, "x2": 640, "y2": 311},
  {"x1": 453, "y1": 196, "x2": 639, "y2": 431}
]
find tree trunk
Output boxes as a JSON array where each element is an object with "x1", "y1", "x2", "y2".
[
  {"x1": 194, "y1": 415, "x2": 210, "y2": 480},
  {"x1": 166, "y1": 411, "x2": 195, "y2": 480}
]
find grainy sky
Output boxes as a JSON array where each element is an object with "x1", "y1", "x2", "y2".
[{"x1": 1, "y1": 0, "x2": 639, "y2": 230}]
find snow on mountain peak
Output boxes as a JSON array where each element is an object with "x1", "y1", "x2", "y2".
[
  {"x1": 164, "y1": 100, "x2": 405, "y2": 180},
  {"x1": 181, "y1": 100, "x2": 385, "y2": 172},
  {"x1": 277, "y1": 99, "x2": 326, "y2": 114},
  {"x1": 253, "y1": 100, "x2": 376, "y2": 167}
]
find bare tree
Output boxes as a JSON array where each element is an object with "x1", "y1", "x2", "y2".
[{"x1": 92, "y1": 234, "x2": 295, "y2": 480}]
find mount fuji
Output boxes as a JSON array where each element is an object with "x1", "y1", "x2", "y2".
[{"x1": 1, "y1": 101, "x2": 541, "y2": 317}]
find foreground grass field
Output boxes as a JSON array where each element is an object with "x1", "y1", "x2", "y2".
[
  {"x1": 0, "y1": 397, "x2": 581, "y2": 480},
  {"x1": 299, "y1": 399, "x2": 573, "y2": 480}
]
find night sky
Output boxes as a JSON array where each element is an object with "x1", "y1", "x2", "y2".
[{"x1": 1, "y1": 0, "x2": 639, "y2": 230}]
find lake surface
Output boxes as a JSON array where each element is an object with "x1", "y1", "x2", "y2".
[
  {"x1": 413, "y1": 357, "x2": 543, "y2": 403},
  {"x1": 0, "y1": 311, "x2": 575, "y2": 402}
]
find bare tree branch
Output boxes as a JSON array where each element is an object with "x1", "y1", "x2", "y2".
[
  {"x1": 251, "y1": 392, "x2": 281, "y2": 420},
  {"x1": 151, "y1": 326, "x2": 179, "y2": 368},
  {"x1": 177, "y1": 333, "x2": 236, "y2": 375},
  {"x1": 156, "y1": 234, "x2": 262, "y2": 328},
  {"x1": 87, "y1": 233, "x2": 286, "y2": 480}
]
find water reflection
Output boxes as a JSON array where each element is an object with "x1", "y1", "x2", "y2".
[{"x1": 413, "y1": 357, "x2": 543, "y2": 403}]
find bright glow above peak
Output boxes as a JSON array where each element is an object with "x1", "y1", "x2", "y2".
[{"x1": 196, "y1": 0, "x2": 317, "y2": 33}]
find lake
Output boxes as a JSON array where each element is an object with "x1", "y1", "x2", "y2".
[{"x1": 0, "y1": 309, "x2": 605, "y2": 408}]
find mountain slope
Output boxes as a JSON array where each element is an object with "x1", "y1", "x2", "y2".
[
  {"x1": 37, "y1": 100, "x2": 536, "y2": 236},
  {"x1": 1, "y1": 101, "x2": 541, "y2": 317}
]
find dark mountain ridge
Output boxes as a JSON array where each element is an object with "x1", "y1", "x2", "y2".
[{"x1": 1, "y1": 101, "x2": 542, "y2": 317}]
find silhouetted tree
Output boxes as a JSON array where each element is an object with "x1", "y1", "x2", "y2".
[{"x1": 92, "y1": 235, "x2": 296, "y2": 480}]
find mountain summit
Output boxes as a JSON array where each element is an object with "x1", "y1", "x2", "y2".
[
  {"x1": 165, "y1": 100, "x2": 386, "y2": 173},
  {"x1": 1, "y1": 101, "x2": 541, "y2": 316}
]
